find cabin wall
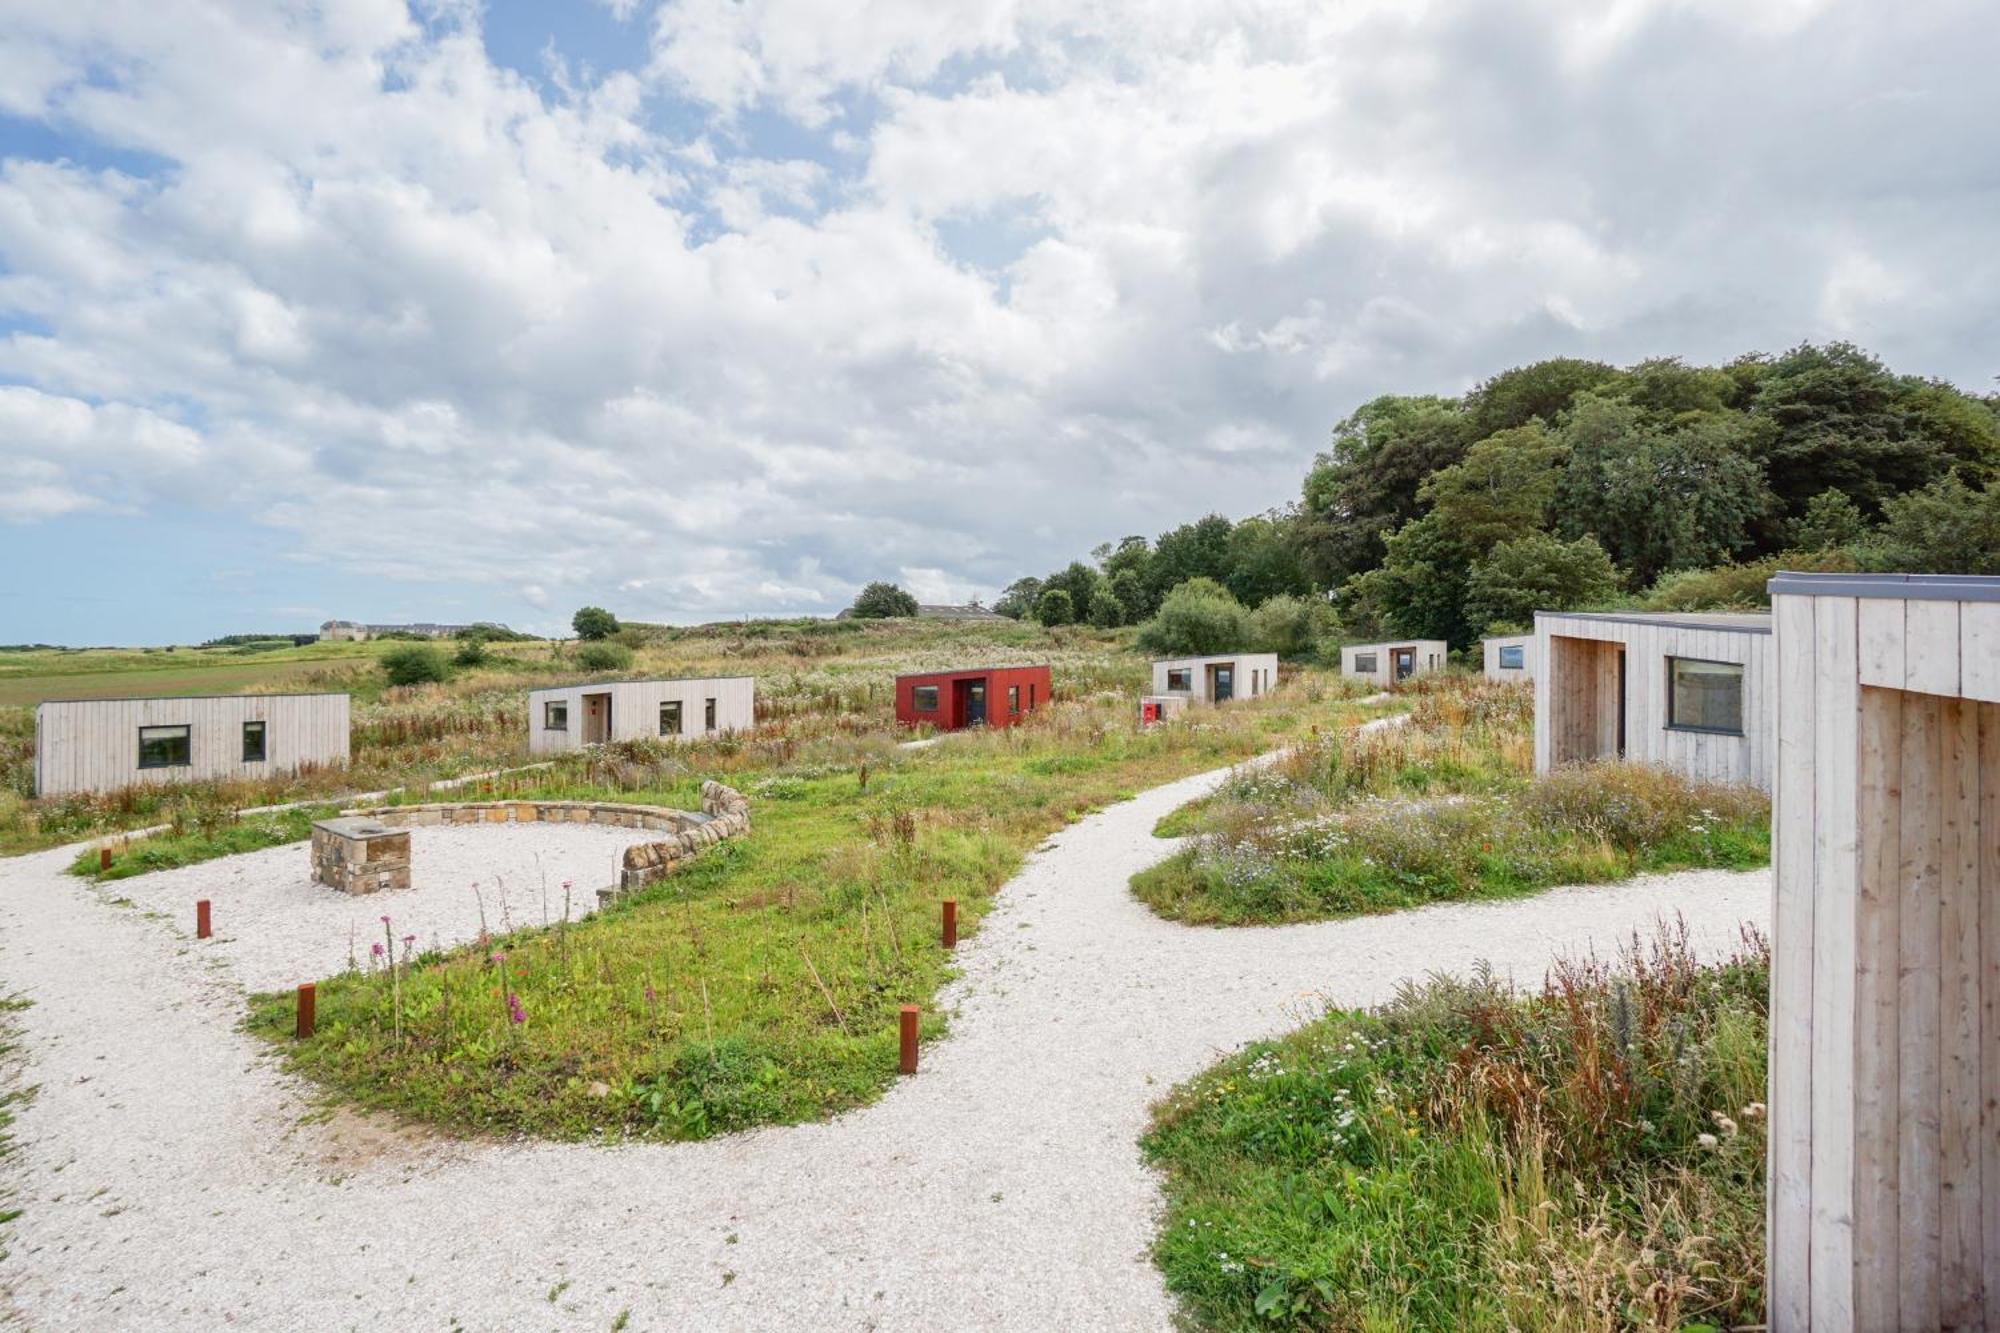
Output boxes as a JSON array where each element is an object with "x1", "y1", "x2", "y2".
[
  {"x1": 1482, "y1": 635, "x2": 1535, "y2": 683},
  {"x1": 33, "y1": 694, "x2": 350, "y2": 796},
  {"x1": 1337, "y1": 641, "x2": 1448, "y2": 687},
  {"x1": 527, "y1": 678, "x2": 756, "y2": 755},
  {"x1": 1149, "y1": 654, "x2": 1281, "y2": 704},
  {"x1": 1767, "y1": 588, "x2": 2000, "y2": 1330}
]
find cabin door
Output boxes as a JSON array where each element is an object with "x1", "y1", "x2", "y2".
[
  {"x1": 1209, "y1": 663, "x2": 1234, "y2": 702},
  {"x1": 583, "y1": 692, "x2": 612, "y2": 744},
  {"x1": 958, "y1": 679, "x2": 988, "y2": 727},
  {"x1": 1394, "y1": 648, "x2": 1415, "y2": 680}
]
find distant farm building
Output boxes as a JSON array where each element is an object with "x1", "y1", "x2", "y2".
[
  {"x1": 895, "y1": 665, "x2": 1051, "y2": 731},
  {"x1": 527, "y1": 678, "x2": 755, "y2": 755},
  {"x1": 1533, "y1": 610, "x2": 1774, "y2": 791},
  {"x1": 33, "y1": 693, "x2": 350, "y2": 797},
  {"x1": 1482, "y1": 634, "x2": 1535, "y2": 683},
  {"x1": 318, "y1": 620, "x2": 508, "y2": 642},
  {"x1": 1763, "y1": 572, "x2": 2000, "y2": 1329},
  {"x1": 1150, "y1": 653, "x2": 1280, "y2": 705},
  {"x1": 1339, "y1": 640, "x2": 1448, "y2": 686}
]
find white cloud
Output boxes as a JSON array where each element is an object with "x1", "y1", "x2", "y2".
[{"x1": 0, "y1": 0, "x2": 1995, "y2": 627}]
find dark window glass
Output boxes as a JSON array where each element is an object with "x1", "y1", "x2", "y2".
[
  {"x1": 1667, "y1": 657, "x2": 1744, "y2": 734},
  {"x1": 1498, "y1": 645, "x2": 1525, "y2": 670},
  {"x1": 660, "y1": 700, "x2": 683, "y2": 735},
  {"x1": 1028, "y1": 683, "x2": 1037, "y2": 709},
  {"x1": 241, "y1": 720, "x2": 267, "y2": 762},
  {"x1": 913, "y1": 685, "x2": 940, "y2": 711},
  {"x1": 1008, "y1": 685, "x2": 1021, "y2": 715},
  {"x1": 138, "y1": 725, "x2": 191, "y2": 769},
  {"x1": 544, "y1": 701, "x2": 568, "y2": 731},
  {"x1": 1354, "y1": 653, "x2": 1378, "y2": 674},
  {"x1": 1166, "y1": 668, "x2": 1192, "y2": 691},
  {"x1": 705, "y1": 697, "x2": 717, "y2": 731}
]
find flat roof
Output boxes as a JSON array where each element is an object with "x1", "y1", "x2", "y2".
[
  {"x1": 1481, "y1": 633, "x2": 1533, "y2": 642},
  {"x1": 1151, "y1": 652, "x2": 1276, "y2": 663},
  {"x1": 895, "y1": 664, "x2": 1051, "y2": 680},
  {"x1": 1537, "y1": 610, "x2": 1772, "y2": 634},
  {"x1": 36, "y1": 691, "x2": 351, "y2": 708},
  {"x1": 526, "y1": 675, "x2": 755, "y2": 698},
  {"x1": 1338, "y1": 640, "x2": 1445, "y2": 650},
  {"x1": 1767, "y1": 571, "x2": 2000, "y2": 603}
]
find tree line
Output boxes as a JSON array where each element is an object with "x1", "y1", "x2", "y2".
[{"x1": 998, "y1": 342, "x2": 2000, "y2": 654}]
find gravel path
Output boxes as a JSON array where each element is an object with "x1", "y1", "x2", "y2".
[
  {"x1": 0, "y1": 760, "x2": 1769, "y2": 1331},
  {"x1": 102, "y1": 823, "x2": 648, "y2": 993}
]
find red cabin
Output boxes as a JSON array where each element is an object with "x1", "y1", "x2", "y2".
[{"x1": 894, "y1": 665, "x2": 1052, "y2": 731}]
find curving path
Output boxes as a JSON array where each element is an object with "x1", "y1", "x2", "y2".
[{"x1": 0, "y1": 758, "x2": 1768, "y2": 1331}]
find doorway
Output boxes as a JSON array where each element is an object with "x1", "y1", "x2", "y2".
[
  {"x1": 582, "y1": 691, "x2": 612, "y2": 745},
  {"x1": 1547, "y1": 637, "x2": 1624, "y2": 766},
  {"x1": 955, "y1": 678, "x2": 988, "y2": 728},
  {"x1": 1208, "y1": 662, "x2": 1234, "y2": 703},
  {"x1": 1394, "y1": 648, "x2": 1416, "y2": 680}
]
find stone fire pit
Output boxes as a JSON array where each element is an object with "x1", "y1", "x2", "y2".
[{"x1": 309, "y1": 816, "x2": 413, "y2": 895}]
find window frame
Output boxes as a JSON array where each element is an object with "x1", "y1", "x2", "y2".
[
  {"x1": 1008, "y1": 684, "x2": 1021, "y2": 715},
  {"x1": 660, "y1": 700, "x2": 683, "y2": 736},
  {"x1": 138, "y1": 724, "x2": 192, "y2": 770},
  {"x1": 704, "y1": 697, "x2": 717, "y2": 732},
  {"x1": 241, "y1": 719, "x2": 267, "y2": 763},
  {"x1": 1498, "y1": 645, "x2": 1525, "y2": 670},
  {"x1": 1353, "y1": 653, "x2": 1378, "y2": 674},
  {"x1": 1165, "y1": 667, "x2": 1192, "y2": 692},
  {"x1": 1665, "y1": 655, "x2": 1746, "y2": 736},
  {"x1": 913, "y1": 684, "x2": 940, "y2": 712},
  {"x1": 544, "y1": 700, "x2": 568, "y2": 732}
]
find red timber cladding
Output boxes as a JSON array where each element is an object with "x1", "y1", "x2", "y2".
[{"x1": 893, "y1": 666, "x2": 1052, "y2": 731}]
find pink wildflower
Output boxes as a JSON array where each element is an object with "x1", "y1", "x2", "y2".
[{"x1": 507, "y1": 993, "x2": 526, "y2": 1025}]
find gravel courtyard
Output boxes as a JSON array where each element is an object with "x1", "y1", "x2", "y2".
[{"x1": 0, "y1": 761, "x2": 1770, "y2": 1331}]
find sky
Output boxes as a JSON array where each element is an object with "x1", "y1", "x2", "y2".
[{"x1": 0, "y1": 0, "x2": 1996, "y2": 644}]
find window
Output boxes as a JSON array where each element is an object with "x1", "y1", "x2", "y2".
[
  {"x1": 544, "y1": 701, "x2": 568, "y2": 731},
  {"x1": 1008, "y1": 685, "x2": 1021, "y2": 715},
  {"x1": 1353, "y1": 653, "x2": 1378, "y2": 674},
  {"x1": 704, "y1": 697, "x2": 717, "y2": 731},
  {"x1": 1667, "y1": 657, "x2": 1745, "y2": 735},
  {"x1": 1166, "y1": 668, "x2": 1192, "y2": 692},
  {"x1": 660, "y1": 700, "x2": 683, "y2": 736},
  {"x1": 241, "y1": 720, "x2": 267, "y2": 763},
  {"x1": 1028, "y1": 682, "x2": 1037, "y2": 709},
  {"x1": 138, "y1": 725, "x2": 191, "y2": 769},
  {"x1": 913, "y1": 685, "x2": 940, "y2": 712},
  {"x1": 1498, "y1": 645, "x2": 1525, "y2": 670}
]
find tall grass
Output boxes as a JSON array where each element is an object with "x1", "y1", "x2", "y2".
[{"x1": 1144, "y1": 922, "x2": 1769, "y2": 1330}]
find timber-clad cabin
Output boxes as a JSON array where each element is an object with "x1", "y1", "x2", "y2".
[
  {"x1": 1482, "y1": 633, "x2": 1535, "y2": 683},
  {"x1": 1339, "y1": 640, "x2": 1447, "y2": 686},
  {"x1": 33, "y1": 692, "x2": 351, "y2": 797},
  {"x1": 1533, "y1": 609, "x2": 1775, "y2": 791},
  {"x1": 527, "y1": 677, "x2": 755, "y2": 755},
  {"x1": 1149, "y1": 653, "x2": 1280, "y2": 705},
  {"x1": 1764, "y1": 572, "x2": 2000, "y2": 1331},
  {"x1": 894, "y1": 665, "x2": 1051, "y2": 731}
]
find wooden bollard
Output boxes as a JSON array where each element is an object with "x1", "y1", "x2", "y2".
[
  {"x1": 295, "y1": 983, "x2": 316, "y2": 1039},
  {"x1": 941, "y1": 899, "x2": 957, "y2": 950},
  {"x1": 98, "y1": 846, "x2": 112, "y2": 872},
  {"x1": 899, "y1": 1004, "x2": 919, "y2": 1075},
  {"x1": 195, "y1": 899, "x2": 212, "y2": 940}
]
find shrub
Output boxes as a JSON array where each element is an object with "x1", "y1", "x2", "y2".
[
  {"x1": 380, "y1": 644, "x2": 451, "y2": 686},
  {"x1": 1641, "y1": 549, "x2": 1858, "y2": 612},
  {"x1": 1247, "y1": 593, "x2": 1336, "y2": 659},
  {"x1": 1034, "y1": 588, "x2": 1076, "y2": 626},
  {"x1": 1865, "y1": 473, "x2": 2000, "y2": 574},
  {"x1": 572, "y1": 606, "x2": 619, "y2": 640},
  {"x1": 849, "y1": 582, "x2": 919, "y2": 618},
  {"x1": 1463, "y1": 532, "x2": 1618, "y2": 633},
  {"x1": 576, "y1": 641, "x2": 634, "y2": 672},
  {"x1": 452, "y1": 637, "x2": 489, "y2": 667},
  {"x1": 1135, "y1": 578, "x2": 1249, "y2": 656},
  {"x1": 1086, "y1": 589, "x2": 1126, "y2": 629}
]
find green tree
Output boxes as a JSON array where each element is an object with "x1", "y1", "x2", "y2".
[
  {"x1": 1418, "y1": 423, "x2": 1566, "y2": 546},
  {"x1": 1555, "y1": 393, "x2": 1769, "y2": 586},
  {"x1": 1338, "y1": 514, "x2": 1476, "y2": 646},
  {"x1": 1034, "y1": 588, "x2": 1076, "y2": 626},
  {"x1": 1789, "y1": 489, "x2": 1871, "y2": 551},
  {"x1": 572, "y1": 606, "x2": 619, "y2": 641},
  {"x1": 1222, "y1": 512, "x2": 1311, "y2": 607},
  {"x1": 1462, "y1": 357, "x2": 1620, "y2": 440},
  {"x1": 1135, "y1": 578, "x2": 1250, "y2": 656},
  {"x1": 1107, "y1": 568, "x2": 1149, "y2": 623},
  {"x1": 993, "y1": 577, "x2": 1042, "y2": 619},
  {"x1": 849, "y1": 582, "x2": 919, "y2": 618},
  {"x1": 1248, "y1": 593, "x2": 1337, "y2": 659},
  {"x1": 1040, "y1": 561, "x2": 1103, "y2": 624},
  {"x1": 1296, "y1": 395, "x2": 1469, "y2": 588},
  {"x1": 380, "y1": 644, "x2": 450, "y2": 686},
  {"x1": 1148, "y1": 515, "x2": 1236, "y2": 605},
  {"x1": 1086, "y1": 589, "x2": 1126, "y2": 628},
  {"x1": 1866, "y1": 475, "x2": 2000, "y2": 574},
  {"x1": 1462, "y1": 533, "x2": 1619, "y2": 633}
]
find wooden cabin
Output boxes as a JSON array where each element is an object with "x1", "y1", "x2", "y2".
[
  {"x1": 1339, "y1": 640, "x2": 1447, "y2": 687},
  {"x1": 1149, "y1": 653, "x2": 1280, "y2": 705},
  {"x1": 894, "y1": 665, "x2": 1050, "y2": 731},
  {"x1": 527, "y1": 677, "x2": 755, "y2": 755},
  {"x1": 33, "y1": 692, "x2": 350, "y2": 797},
  {"x1": 1764, "y1": 572, "x2": 2000, "y2": 1331},
  {"x1": 1532, "y1": 610, "x2": 1775, "y2": 791},
  {"x1": 1482, "y1": 633, "x2": 1535, "y2": 683}
]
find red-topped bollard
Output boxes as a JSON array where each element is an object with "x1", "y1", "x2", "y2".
[
  {"x1": 899, "y1": 1005, "x2": 919, "y2": 1075},
  {"x1": 98, "y1": 846, "x2": 112, "y2": 873},
  {"x1": 941, "y1": 899, "x2": 957, "y2": 950},
  {"x1": 195, "y1": 899, "x2": 212, "y2": 939},
  {"x1": 295, "y1": 983, "x2": 316, "y2": 1040}
]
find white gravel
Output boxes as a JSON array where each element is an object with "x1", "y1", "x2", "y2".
[
  {"x1": 101, "y1": 822, "x2": 650, "y2": 993},
  {"x1": 0, "y1": 759, "x2": 1769, "y2": 1332}
]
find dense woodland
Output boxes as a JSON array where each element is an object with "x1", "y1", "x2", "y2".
[{"x1": 997, "y1": 343, "x2": 2000, "y2": 651}]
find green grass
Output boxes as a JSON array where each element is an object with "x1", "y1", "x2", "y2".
[
  {"x1": 66, "y1": 804, "x2": 332, "y2": 880},
  {"x1": 242, "y1": 686, "x2": 1355, "y2": 1141},
  {"x1": 1143, "y1": 925, "x2": 1769, "y2": 1330}
]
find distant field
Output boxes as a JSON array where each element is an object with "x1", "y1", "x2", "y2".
[{"x1": 0, "y1": 643, "x2": 387, "y2": 707}]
